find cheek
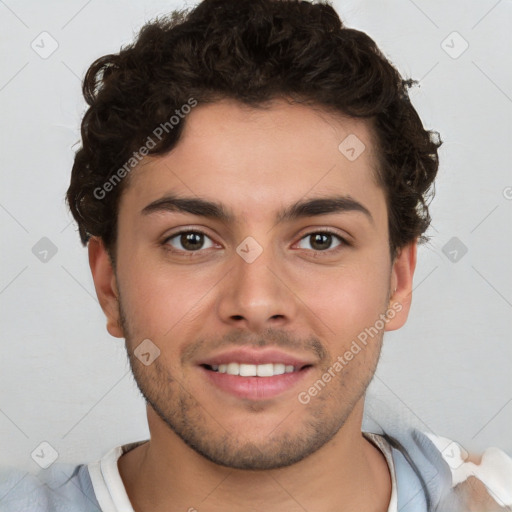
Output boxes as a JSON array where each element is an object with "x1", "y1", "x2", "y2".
[
  {"x1": 117, "y1": 254, "x2": 217, "y2": 340},
  {"x1": 303, "y1": 259, "x2": 390, "y2": 329}
]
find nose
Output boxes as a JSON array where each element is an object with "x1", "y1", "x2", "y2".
[{"x1": 216, "y1": 239, "x2": 299, "y2": 332}]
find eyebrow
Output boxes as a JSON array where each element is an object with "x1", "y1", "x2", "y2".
[{"x1": 141, "y1": 193, "x2": 373, "y2": 225}]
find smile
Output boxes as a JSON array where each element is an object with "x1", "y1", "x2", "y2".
[
  {"x1": 200, "y1": 364, "x2": 313, "y2": 400},
  {"x1": 206, "y1": 362, "x2": 300, "y2": 377}
]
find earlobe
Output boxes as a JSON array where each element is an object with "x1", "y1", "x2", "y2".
[
  {"x1": 88, "y1": 237, "x2": 124, "y2": 338},
  {"x1": 385, "y1": 241, "x2": 417, "y2": 332}
]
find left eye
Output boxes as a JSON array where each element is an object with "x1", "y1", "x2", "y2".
[{"x1": 296, "y1": 232, "x2": 346, "y2": 252}]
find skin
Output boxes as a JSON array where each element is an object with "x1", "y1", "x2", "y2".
[{"x1": 89, "y1": 98, "x2": 417, "y2": 512}]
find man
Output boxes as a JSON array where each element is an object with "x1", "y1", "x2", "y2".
[{"x1": 1, "y1": 0, "x2": 510, "y2": 510}]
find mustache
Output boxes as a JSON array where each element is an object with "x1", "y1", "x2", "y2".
[
  {"x1": 117, "y1": 295, "x2": 329, "y2": 365},
  {"x1": 180, "y1": 327, "x2": 328, "y2": 365}
]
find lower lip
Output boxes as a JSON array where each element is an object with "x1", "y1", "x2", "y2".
[{"x1": 200, "y1": 366, "x2": 312, "y2": 401}]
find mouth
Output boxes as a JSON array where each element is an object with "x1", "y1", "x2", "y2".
[{"x1": 199, "y1": 362, "x2": 313, "y2": 401}]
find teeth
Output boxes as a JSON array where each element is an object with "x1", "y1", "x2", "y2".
[
  {"x1": 212, "y1": 362, "x2": 297, "y2": 377},
  {"x1": 273, "y1": 363, "x2": 285, "y2": 375}
]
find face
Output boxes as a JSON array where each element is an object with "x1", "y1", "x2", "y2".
[{"x1": 90, "y1": 98, "x2": 416, "y2": 470}]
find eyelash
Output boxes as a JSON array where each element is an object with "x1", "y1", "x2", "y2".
[{"x1": 161, "y1": 229, "x2": 350, "y2": 256}]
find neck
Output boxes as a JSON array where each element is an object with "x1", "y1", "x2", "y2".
[{"x1": 118, "y1": 400, "x2": 391, "y2": 512}]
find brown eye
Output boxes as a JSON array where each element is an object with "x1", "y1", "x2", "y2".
[
  {"x1": 296, "y1": 231, "x2": 347, "y2": 252},
  {"x1": 164, "y1": 231, "x2": 215, "y2": 252}
]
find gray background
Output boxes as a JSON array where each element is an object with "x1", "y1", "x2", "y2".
[{"x1": 0, "y1": 0, "x2": 511, "y2": 472}]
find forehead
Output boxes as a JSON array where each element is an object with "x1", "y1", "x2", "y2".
[{"x1": 121, "y1": 98, "x2": 385, "y2": 223}]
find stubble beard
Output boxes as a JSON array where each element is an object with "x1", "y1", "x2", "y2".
[{"x1": 117, "y1": 296, "x2": 384, "y2": 470}]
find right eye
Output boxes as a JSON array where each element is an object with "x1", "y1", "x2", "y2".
[{"x1": 163, "y1": 230, "x2": 217, "y2": 253}]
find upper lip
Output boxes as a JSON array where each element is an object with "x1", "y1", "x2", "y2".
[{"x1": 198, "y1": 348, "x2": 315, "y2": 369}]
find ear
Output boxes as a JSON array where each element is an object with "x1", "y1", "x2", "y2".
[
  {"x1": 88, "y1": 237, "x2": 124, "y2": 338},
  {"x1": 385, "y1": 240, "x2": 417, "y2": 332}
]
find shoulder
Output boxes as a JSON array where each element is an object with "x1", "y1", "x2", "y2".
[
  {"x1": 368, "y1": 425, "x2": 511, "y2": 511},
  {"x1": 0, "y1": 465, "x2": 49, "y2": 510},
  {"x1": 0, "y1": 462, "x2": 100, "y2": 511},
  {"x1": 364, "y1": 402, "x2": 511, "y2": 510},
  {"x1": 423, "y1": 432, "x2": 512, "y2": 511}
]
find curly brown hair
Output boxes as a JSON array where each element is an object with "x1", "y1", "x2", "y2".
[{"x1": 66, "y1": 0, "x2": 442, "y2": 261}]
